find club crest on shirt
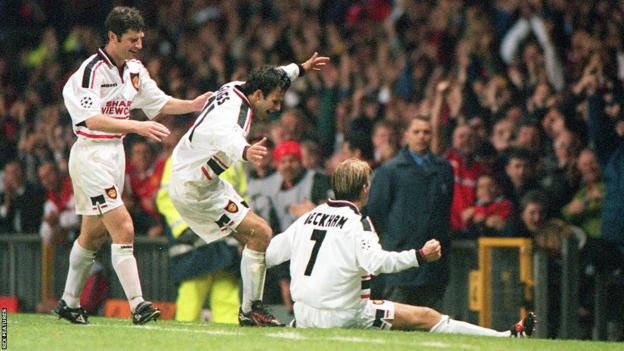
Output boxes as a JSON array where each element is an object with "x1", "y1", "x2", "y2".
[
  {"x1": 225, "y1": 200, "x2": 238, "y2": 213},
  {"x1": 105, "y1": 186, "x2": 118, "y2": 199},
  {"x1": 131, "y1": 73, "x2": 140, "y2": 91}
]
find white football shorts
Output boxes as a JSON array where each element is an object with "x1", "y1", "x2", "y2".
[
  {"x1": 68, "y1": 138, "x2": 125, "y2": 216},
  {"x1": 293, "y1": 300, "x2": 395, "y2": 330},
  {"x1": 169, "y1": 177, "x2": 250, "y2": 244}
]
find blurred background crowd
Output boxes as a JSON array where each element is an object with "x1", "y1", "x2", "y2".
[{"x1": 1, "y1": 0, "x2": 624, "y2": 339}]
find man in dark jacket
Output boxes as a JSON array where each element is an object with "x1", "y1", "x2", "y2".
[
  {"x1": 587, "y1": 92, "x2": 624, "y2": 263},
  {"x1": 367, "y1": 117, "x2": 454, "y2": 310}
]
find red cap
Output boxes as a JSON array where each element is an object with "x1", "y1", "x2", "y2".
[{"x1": 273, "y1": 141, "x2": 302, "y2": 165}]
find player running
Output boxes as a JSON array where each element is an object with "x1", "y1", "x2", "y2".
[{"x1": 266, "y1": 158, "x2": 535, "y2": 337}]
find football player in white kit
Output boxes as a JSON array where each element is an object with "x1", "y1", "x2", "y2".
[
  {"x1": 266, "y1": 159, "x2": 536, "y2": 337},
  {"x1": 55, "y1": 6, "x2": 211, "y2": 325},
  {"x1": 169, "y1": 53, "x2": 329, "y2": 326}
]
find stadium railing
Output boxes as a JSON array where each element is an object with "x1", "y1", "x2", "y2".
[
  {"x1": 0, "y1": 234, "x2": 175, "y2": 312},
  {"x1": 0, "y1": 234, "x2": 614, "y2": 339},
  {"x1": 533, "y1": 235, "x2": 580, "y2": 339}
]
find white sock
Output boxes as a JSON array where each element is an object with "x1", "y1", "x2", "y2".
[
  {"x1": 430, "y1": 315, "x2": 511, "y2": 337},
  {"x1": 111, "y1": 243, "x2": 144, "y2": 312},
  {"x1": 62, "y1": 241, "x2": 96, "y2": 308},
  {"x1": 240, "y1": 247, "x2": 266, "y2": 313}
]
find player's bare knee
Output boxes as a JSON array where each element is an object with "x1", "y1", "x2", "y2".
[
  {"x1": 260, "y1": 221, "x2": 273, "y2": 239},
  {"x1": 121, "y1": 221, "x2": 135, "y2": 237},
  {"x1": 256, "y1": 231, "x2": 273, "y2": 251},
  {"x1": 110, "y1": 220, "x2": 135, "y2": 243},
  {"x1": 246, "y1": 224, "x2": 272, "y2": 251},
  {"x1": 260, "y1": 224, "x2": 273, "y2": 246},
  {"x1": 246, "y1": 237, "x2": 267, "y2": 252}
]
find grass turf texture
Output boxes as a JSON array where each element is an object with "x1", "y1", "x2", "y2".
[{"x1": 5, "y1": 313, "x2": 621, "y2": 351}]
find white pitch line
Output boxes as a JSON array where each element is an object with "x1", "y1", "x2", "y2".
[
  {"x1": 90, "y1": 323, "x2": 242, "y2": 336},
  {"x1": 265, "y1": 331, "x2": 308, "y2": 340},
  {"x1": 87, "y1": 322, "x2": 485, "y2": 349},
  {"x1": 419, "y1": 341, "x2": 479, "y2": 350},
  {"x1": 329, "y1": 336, "x2": 385, "y2": 344}
]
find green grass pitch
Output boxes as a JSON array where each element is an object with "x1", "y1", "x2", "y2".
[{"x1": 4, "y1": 313, "x2": 621, "y2": 351}]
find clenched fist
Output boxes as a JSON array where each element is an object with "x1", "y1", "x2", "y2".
[{"x1": 420, "y1": 239, "x2": 442, "y2": 263}]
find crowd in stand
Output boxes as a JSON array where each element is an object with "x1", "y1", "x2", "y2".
[{"x1": 1, "y1": 0, "x2": 624, "y2": 338}]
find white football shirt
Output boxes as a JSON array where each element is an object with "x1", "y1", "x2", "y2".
[
  {"x1": 63, "y1": 48, "x2": 170, "y2": 140},
  {"x1": 266, "y1": 199, "x2": 421, "y2": 310},
  {"x1": 170, "y1": 64, "x2": 301, "y2": 187}
]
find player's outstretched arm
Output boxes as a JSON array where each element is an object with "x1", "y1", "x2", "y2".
[
  {"x1": 159, "y1": 91, "x2": 213, "y2": 115},
  {"x1": 85, "y1": 115, "x2": 170, "y2": 142},
  {"x1": 357, "y1": 228, "x2": 425, "y2": 275},
  {"x1": 281, "y1": 53, "x2": 330, "y2": 82},
  {"x1": 301, "y1": 52, "x2": 330, "y2": 73}
]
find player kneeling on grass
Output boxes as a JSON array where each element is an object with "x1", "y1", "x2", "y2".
[{"x1": 265, "y1": 158, "x2": 535, "y2": 337}]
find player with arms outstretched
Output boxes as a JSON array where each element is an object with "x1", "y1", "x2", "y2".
[
  {"x1": 169, "y1": 53, "x2": 329, "y2": 326},
  {"x1": 266, "y1": 159, "x2": 535, "y2": 337}
]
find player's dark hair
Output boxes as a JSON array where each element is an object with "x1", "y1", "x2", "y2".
[
  {"x1": 346, "y1": 131, "x2": 374, "y2": 161},
  {"x1": 331, "y1": 159, "x2": 372, "y2": 202},
  {"x1": 105, "y1": 6, "x2": 145, "y2": 41},
  {"x1": 239, "y1": 66, "x2": 291, "y2": 97}
]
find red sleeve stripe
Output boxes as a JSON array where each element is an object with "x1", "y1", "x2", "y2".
[
  {"x1": 367, "y1": 217, "x2": 376, "y2": 232},
  {"x1": 97, "y1": 48, "x2": 114, "y2": 67},
  {"x1": 243, "y1": 109, "x2": 253, "y2": 132},
  {"x1": 200, "y1": 166, "x2": 213, "y2": 180}
]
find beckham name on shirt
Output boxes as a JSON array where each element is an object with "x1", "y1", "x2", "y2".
[{"x1": 303, "y1": 211, "x2": 348, "y2": 229}]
